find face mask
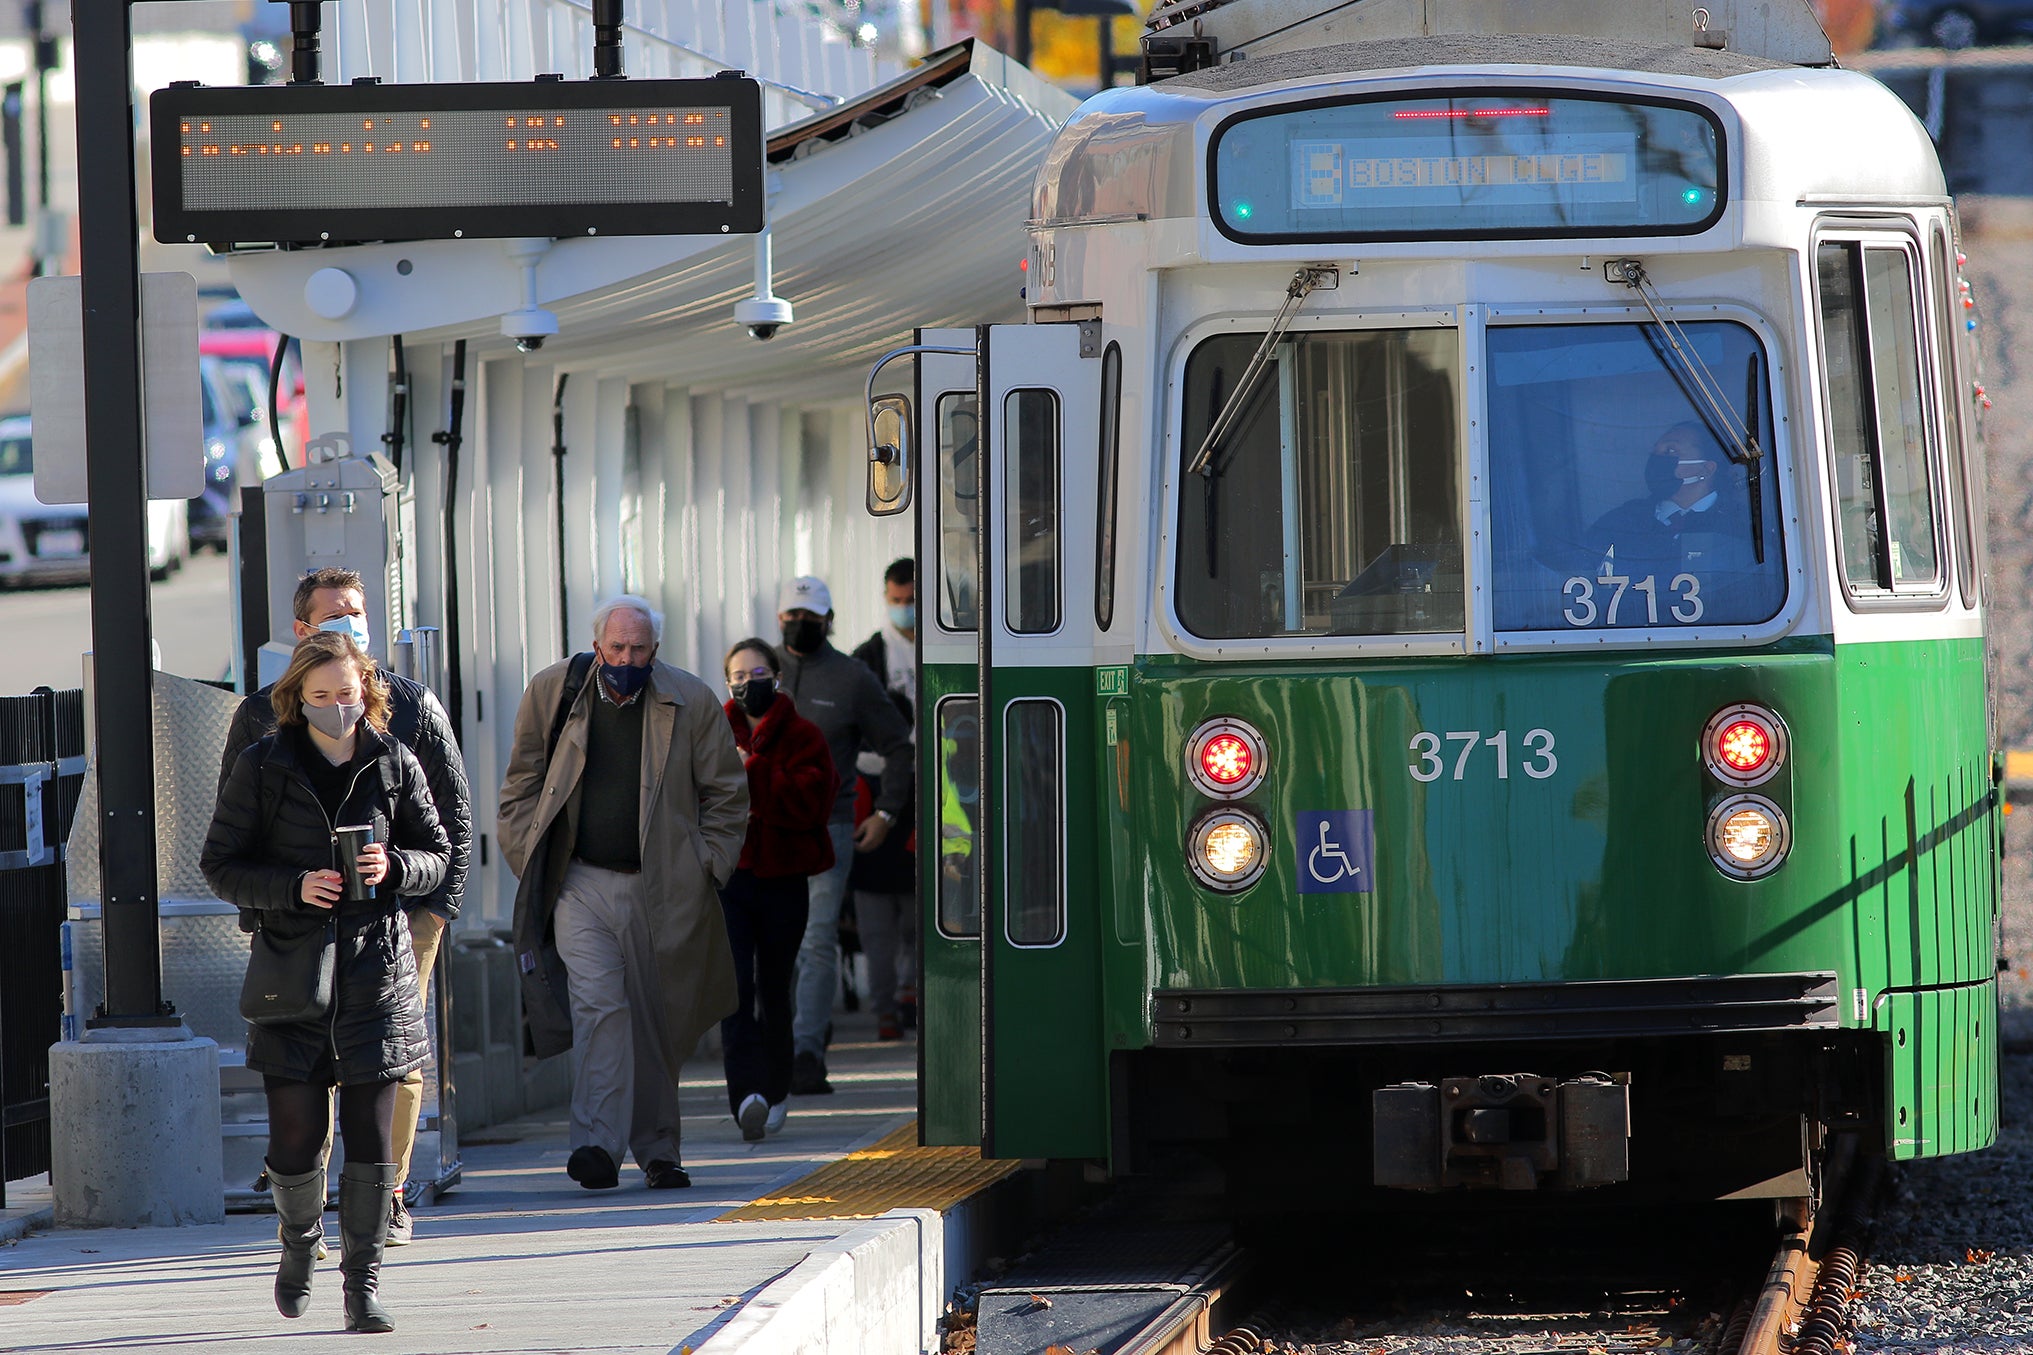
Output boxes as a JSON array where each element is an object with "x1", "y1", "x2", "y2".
[
  {"x1": 732, "y1": 677, "x2": 778, "y2": 718},
  {"x1": 1643, "y1": 453, "x2": 1684, "y2": 500},
  {"x1": 601, "y1": 659, "x2": 653, "y2": 698},
  {"x1": 317, "y1": 615, "x2": 371, "y2": 650},
  {"x1": 782, "y1": 618, "x2": 825, "y2": 654},
  {"x1": 887, "y1": 603, "x2": 916, "y2": 632},
  {"x1": 304, "y1": 701, "x2": 364, "y2": 739}
]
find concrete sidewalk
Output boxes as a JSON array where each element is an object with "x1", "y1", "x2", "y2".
[{"x1": 0, "y1": 1017, "x2": 923, "y2": 1353}]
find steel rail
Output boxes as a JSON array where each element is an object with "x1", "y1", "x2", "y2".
[{"x1": 1113, "y1": 1246, "x2": 1254, "y2": 1355}]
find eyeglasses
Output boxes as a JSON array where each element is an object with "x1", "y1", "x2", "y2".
[{"x1": 728, "y1": 666, "x2": 773, "y2": 684}]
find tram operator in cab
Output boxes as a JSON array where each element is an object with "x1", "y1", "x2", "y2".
[{"x1": 1584, "y1": 421, "x2": 1757, "y2": 581}]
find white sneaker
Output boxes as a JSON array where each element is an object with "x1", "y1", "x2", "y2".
[
  {"x1": 764, "y1": 1100, "x2": 787, "y2": 1135},
  {"x1": 737, "y1": 1093, "x2": 769, "y2": 1142}
]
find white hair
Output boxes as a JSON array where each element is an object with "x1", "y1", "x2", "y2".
[{"x1": 590, "y1": 595, "x2": 663, "y2": 645}]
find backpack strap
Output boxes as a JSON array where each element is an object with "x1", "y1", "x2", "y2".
[{"x1": 548, "y1": 652, "x2": 596, "y2": 759}]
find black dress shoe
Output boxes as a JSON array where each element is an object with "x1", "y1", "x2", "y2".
[
  {"x1": 566, "y1": 1145, "x2": 619, "y2": 1190},
  {"x1": 644, "y1": 1160, "x2": 691, "y2": 1189},
  {"x1": 790, "y1": 1051, "x2": 834, "y2": 1095}
]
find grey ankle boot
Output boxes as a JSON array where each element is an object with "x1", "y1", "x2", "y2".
[
  {"x1": 338, "y1": 1162, "x2": 400, "y2": 1333},
  {"x1": 267, "y1": 1162, "x2": 326, "y2": 1319}
]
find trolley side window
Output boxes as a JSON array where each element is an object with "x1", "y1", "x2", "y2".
[
  {"x1": 1818, "y1": 239, "x2": 1942, "y2": 594},
  {"x1": 935, "y1": 696, "x2": 981, "y2": 939},
  {"x1": 1006, "y1": 389, "x2": 1062, "y2": 635},
  {"x1": 936, "y1": 392, "x2": 980, "y2": 631},
  {"x1": 1003, "y1": 699, "x2": 1065, "y2": 947},
  {"x1": 1929, "y1": 225, "x2": 1977, "y2": 608},
  {"x1": 1487, "y1": 321, "x2": 1785, "y2": 633},
  {"x1": 1174, "y1": 328, "x2": 1462, "y2": 640}
]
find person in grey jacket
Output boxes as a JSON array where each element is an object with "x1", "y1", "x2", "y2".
[
  {"x1": 218, "y1": 566, "x2": 470, "y2": 1248},
  {"x1": 776, "y1": 575, "x2": 914, "y2": 1094}
]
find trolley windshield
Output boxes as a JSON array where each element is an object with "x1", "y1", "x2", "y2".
[
  {"x1": 1488, "y1": 321, "x2": 1784, "y2": 632},
  {"x1": 1175, "y1": 327, "x2": 1463, "y2": 639}
]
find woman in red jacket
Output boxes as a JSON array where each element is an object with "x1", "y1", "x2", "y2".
[{"x1": 720, "y1": 637, "x2": 839, "y2": 1140}]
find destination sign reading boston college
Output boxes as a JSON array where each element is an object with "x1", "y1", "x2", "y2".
[{"x1": 150, "y1": 77, "x2": 765, "y2": 245}]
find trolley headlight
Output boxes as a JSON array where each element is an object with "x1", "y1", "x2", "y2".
[
  {"x1": 1185, "y1": 717, "x2": 1268, "y2": 799},
  {"x1": 1187, "y1": 809, "x2": 1270, "y2": 893},
  {"x1": 1706, "y1": 794, "x2": 1792, "y2": 880},
  {"x1": 1702, "y1": 703, "x2": 1787, "y2": 787}
]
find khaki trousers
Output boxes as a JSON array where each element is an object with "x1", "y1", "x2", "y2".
[
  {"x1": 391, "y1": 908, "x2": 447, "y2": 1190},
  {"x1": 554, "y1": 861, "x2": 683, "y2": 1168}
]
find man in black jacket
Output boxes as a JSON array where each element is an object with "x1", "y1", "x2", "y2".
[
  {"x1": 218, "y1": 566, "x2": 472, "y2": 1248},
  {"x1": 849, "y1": 558, "x2": 918, "y2": 1040},
  {"x1": 777, "y1": 575, "x2": 914, "y2": 1094}
]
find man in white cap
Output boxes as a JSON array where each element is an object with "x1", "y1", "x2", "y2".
[{"x1": 776, "y1": 575, "x2": 915, "y2": 1095}]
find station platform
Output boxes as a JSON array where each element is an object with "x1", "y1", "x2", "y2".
[{"x1": 0, "y1": 1012, "x2": 1019, "y2": 1353}]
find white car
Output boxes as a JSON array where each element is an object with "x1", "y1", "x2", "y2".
[{"x1": 0, "y1": 415, "x2": 190, "y2": 587}]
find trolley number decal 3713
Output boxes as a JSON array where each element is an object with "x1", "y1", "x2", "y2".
[
  {"x1": 1562, "y1": 572, "x2": 1702, "y2": 626},
  {"x1": 1409, "y1": 728, "x2": 1558, "y2": 782}
]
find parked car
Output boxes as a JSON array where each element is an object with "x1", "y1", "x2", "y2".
[
  {"x1": 1878, "y1": 0, "x2": 2033, "y2": 45},
  {"x1": 0, "y1": 415, "x2": 190, "y2": 587},
  {"x1": 187, "y1": 357, "x2": 253, "y2": 552},
  {"x1": 200, "y1": 323, "x2": 305, "y2": 470}
]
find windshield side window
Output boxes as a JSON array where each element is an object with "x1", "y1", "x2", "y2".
[
  {"x1": 1095, "y1": 343, "x2": 1123, "y2": 632},
  {"x1": 935, "y1": 392, "x2": 979, "y2": 631},
  {"x1": 1817, "y1": 238, "x2": 1943, "y2": 594},
  {"x1": 935, "y1": 696, "x2": 981, "y2": 939},
  {"x1": 1174, "y1": 328, "x2": 1461, "y2": 639},
  {"x1": 1487, "y1": 322, "x2": 1785, "y2": 632},
  {"x1": 1006, "y1": 389, "x2": 1062, "y2": 635}
]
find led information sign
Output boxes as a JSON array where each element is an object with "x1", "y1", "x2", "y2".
[
  {"x1": 1213, "y1": 93, "x2": 1722, "y2": 243},
  {"x1": 151, "y1": 77, "x2": 764, "y2": 245}
]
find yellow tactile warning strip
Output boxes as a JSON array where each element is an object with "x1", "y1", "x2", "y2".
[
  {"x1": 717, "y1": 1122, "x2": 1021, "y2": 1222},
  {"x1": 2005, "y1": 749, "x2": 2033, "y2": 789}
]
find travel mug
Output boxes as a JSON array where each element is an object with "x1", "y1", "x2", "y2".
[{"x1": 335, "y1": 824, "x2": 376, "y2": 902}]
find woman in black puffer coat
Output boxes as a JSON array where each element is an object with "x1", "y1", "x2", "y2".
[{"x1": 202, "y1": 630, "x2": 449, "y2": 1335}]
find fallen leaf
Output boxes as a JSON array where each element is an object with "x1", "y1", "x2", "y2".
[
  {"x1": 1031, "y1": 1294, "x2": 1055, "y2": 1309},
  {"x1": 1967, "y1": 1247, "x2": 1995, "y2": 1264},
  {"x1": 1044, "y1": 1346, "x2": 1076, "y2": 1355},
  {"x1": 1894, "y1": 1270, "x2": 1914, "y2": 1283}
]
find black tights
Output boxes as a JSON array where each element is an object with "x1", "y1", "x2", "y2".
[{"x1": 264, "y1": 1077, "x2": 398, "y2": 1177}]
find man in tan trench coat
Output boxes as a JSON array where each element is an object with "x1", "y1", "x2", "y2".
[{"x1": 500, "y1": 595, "x2": 748, "y2": 1190}]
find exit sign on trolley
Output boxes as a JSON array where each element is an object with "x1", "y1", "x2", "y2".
[{"x1": 150, "y1": 76, "x2": 765, "y2": 245}]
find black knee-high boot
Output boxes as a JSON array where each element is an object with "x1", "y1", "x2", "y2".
[
  {"x1": 338, "y1": 1162, "x2": 400, "y2": 1333},
  {"x1": 267, "y1": 1161, "x2": 326, "y2": 1319}
]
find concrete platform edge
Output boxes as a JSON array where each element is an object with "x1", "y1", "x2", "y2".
[{"x1": 697, "y1": 1181, "x2": 1016, "y2": 1355}]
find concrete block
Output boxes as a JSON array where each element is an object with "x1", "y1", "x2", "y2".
[
  {"x1": 522, "y1": 1052, "x2": 571, "y2": 1112},
  {"x1": 484, "y1": 1043, "x2": 520, "y2": 1128},
  {"x1": 49, "y1": 1031, "x2": 225, "y2": 1228},
  {"x1": 451, "y1": 1051, "x2": 488, "y2": 1130},
  {"x1": 482, "y1": 945, "x2": 521, "y2": 1048},
  {"x1": 447, "y1": 943, "x2": 487, "y2": 1055}
]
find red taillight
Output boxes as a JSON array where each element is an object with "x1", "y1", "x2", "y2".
[
  {"x1": 1703, "y1": 705, "x2": 1787, "y2": 787},
  {"x1": 1185, "y1": 718, "x2": 1268, "y2": 799},
  {"x1": 1200, "y1": 734, "x2": 1253, "y2": 787},
  {"x1": 1716, "y1": 721, "x2": 1771, "y2": 776}
]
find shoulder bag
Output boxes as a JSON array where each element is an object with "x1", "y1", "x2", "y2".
[{"x1": 241, "y1": 914, "x2": 338, "y2": 1025}]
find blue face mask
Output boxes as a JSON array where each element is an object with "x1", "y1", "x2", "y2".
[
  {"x1": 602, "y1": 659, "x2": 653, "y2": 698},
  {"x1": 318, "y1": 615, "x2": 371, "y2": 650},
  {"x1": 887, "y1": 603, "x2": 916, "y2": 632}
]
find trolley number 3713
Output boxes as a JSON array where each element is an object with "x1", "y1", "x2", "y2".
[
  {"x1": 1409, "y1": 728, "x2": 1557, "y2": 782},
  {"x1": 1563, "y1": 571, "x2": 1703, "y2": 626}
]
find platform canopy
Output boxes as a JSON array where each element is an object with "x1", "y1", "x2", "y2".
[{"x1": 231, "y1": 42, "x2": 1076, "y2": 403}]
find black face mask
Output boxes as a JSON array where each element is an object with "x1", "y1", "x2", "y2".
[
  {"x1": 733, "y1": 677, "x2": 778, "y2": 718},
  {"x1": 781, "y1": 618, "x2": 825, "y2": 655},
  {"x1": 1644, "y1": 452, "x2": 1684, "y2": 501}
]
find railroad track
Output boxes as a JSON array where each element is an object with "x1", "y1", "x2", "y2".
[{"x1": 1089, "y1": 1145, "x2": 1885, "y2": 1355}]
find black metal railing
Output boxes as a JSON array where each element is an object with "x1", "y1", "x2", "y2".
[{"x1": 0, "y1": 688, "x2": 85, "y2": 1207}]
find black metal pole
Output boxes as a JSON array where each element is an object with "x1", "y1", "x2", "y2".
[
  {"x1": 288, "y1": 0, "x2": 324, "y2": 86},
  {"x1": 592, "y1": 0, "x2": 625, "y2": 79},
  {"x1": 28, "y1": 1, "x2": 51, "y2": 271},
  {"x1": 551, "y1": 373, "x2": 570, "y2": 655},
  {"x1": 73, "y1": 0, "x2": 169, "y2": 1025},
  {"x1": 1014, "y1": 0, "x2": 1033, "y2": 66}
]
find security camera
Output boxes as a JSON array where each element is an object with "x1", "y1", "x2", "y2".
[
  {"x1": 501, "y1": 305, "x2": 559, "y2": 353},
  {"x1": 734, "y1": 295, "x2": 793, "y2": 342}
]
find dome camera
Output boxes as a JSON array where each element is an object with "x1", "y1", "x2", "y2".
[
  {"x1": 734, "y1": 295, "x2": 793, "y2": 342},
  {"x1": 501, "y1": 305, "x2": 559, "y2": 354}
]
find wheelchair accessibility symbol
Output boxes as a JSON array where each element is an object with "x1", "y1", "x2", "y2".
[{"x1": 1297, "y1": 810, "x2": 1374, "y2": 895}]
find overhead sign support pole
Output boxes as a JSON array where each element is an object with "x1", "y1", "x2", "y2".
[
  {"x1": 47, "y1": 0, "x2": 222, "y2": 1232},
  {"x1": 74, "y1": 0, "x2": 170, "y2": 1030}
]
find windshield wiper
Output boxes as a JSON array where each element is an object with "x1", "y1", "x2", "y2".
[
  {"x1": 1605, "y1": 258, "x2": 1766, "y2": 562},
  {"x1": 1185, "y1": 264, "x2": 1339, "y2": 478}
]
